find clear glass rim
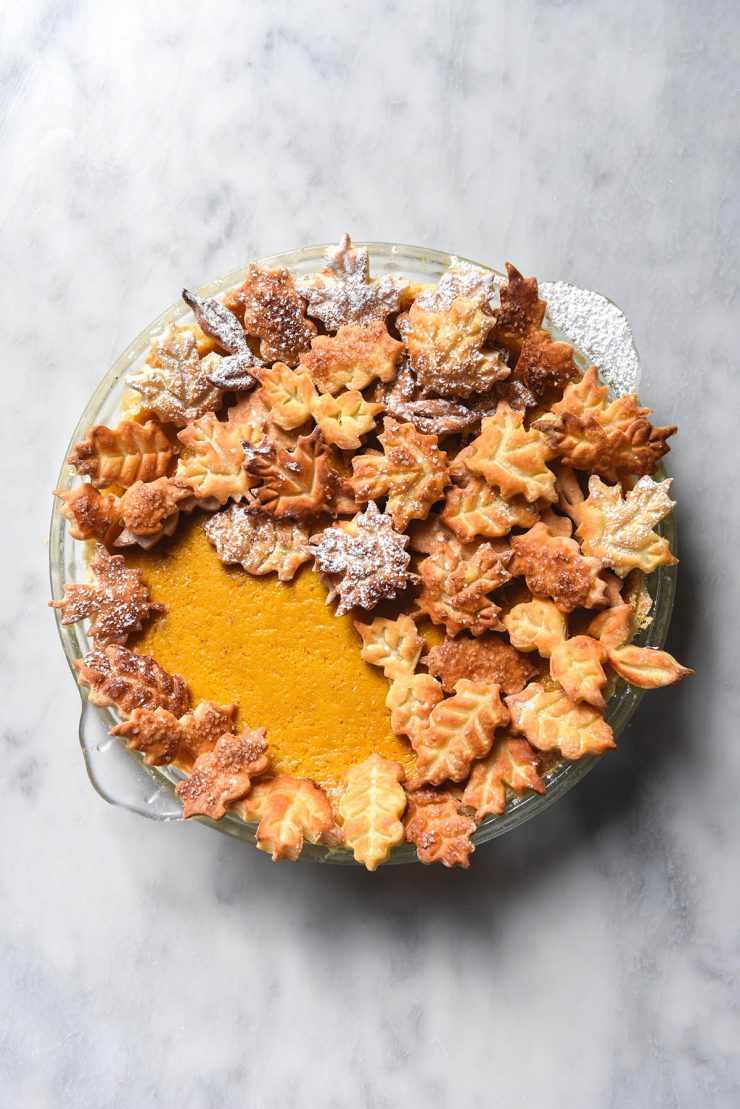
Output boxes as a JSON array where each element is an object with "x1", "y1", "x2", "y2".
[{"x1": 49, "y1": 242, "x2": 678, "y2": 865}]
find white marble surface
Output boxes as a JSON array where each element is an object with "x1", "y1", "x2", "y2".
[{"x1": 2, "y1": 0, "x2": 738, "y2": 1105}]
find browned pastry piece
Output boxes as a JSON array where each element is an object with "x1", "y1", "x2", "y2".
[
  {"x1": 417, "y1": 534, "x2": 512, "y2": 637},
  {"x1": 75, "y1": 645, "x2": 189, "y2": 718},
  {"x1": 176, "y1": 728, "x2": 270, "y2": 820},
  {"x1": 225, "y1": 264, "x2": 316, "y2": 366},
  {"x1": 245, "y1": 428, "x2": 340, "y2": 521},
  {"x1": 509, "y1": 522, "x2": 608, "y2": 612},
  {"x1": 494, "y1": 263, "x2": 546, "y2": 348},
  {"x1": 350, "y1": 417, "x2": 449, "y2": 531},
  {"x1": 67, "y1": 420, "x2": 177, "y2": 489},
  {"x1": 423, "y1": 634, "x2": 536, "y2": 695},
  {"x1": 404, "y1": 788, "x2": 476, "y2": 868}
]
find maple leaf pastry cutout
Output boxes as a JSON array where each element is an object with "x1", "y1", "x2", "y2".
[
  {"x1": 576, "y1": 475, "x2": 676, "y2": 576},
  {"x1": 110, "y1": 701, "x2": 237, "y2": 767},
  {"x1": 461, "y1": 735, "x2": 545, "y2": 821},
  {"x1": 312, "y1": 390, "x2": 384, "y2": 451},
  {"x1": 413, "y1": 259, "x2": 499, "y2": 315},
  {"x1": 350, "y1": 417, "x2": 449, "y2": 531},
  {"x1": 128, "y1": 322, "x2": 224, "y2": 426},
  {"x1": 354, "y1": 614, "x2": 424, "y2": 682},
  {"x1": 494, "y1": 263, "x2": 547, "y2": 348},
  {"x1": 257, "y1": 362, "x2": 317, "y2": 430},
  {"x1": 505, "y1": 682, "x2": 615, "y2": 760},
  {"x1": 240, "y1": 777, "x2": 343, "y2": 861},
  {"x1": 503, "y1": 597, "x2": 568, "y2": 658},
  {"x1": 411, "y1": 679, "x2": 510, "y2": 786},
  {"x1": 298, "y1": 234, "x2": 408, "y2": 331},
  {"x1": 54, "y1": 483, "x2": 122, "y2": 544},
  {"x1": 176, "y1": 727, "x2": 270, "y2": 820},
  {"x1": 299, "y1": 318, "x2": 404, "y2": 395},
  {"x1": 440, "y1": 476, "x2": 539, "y2": 541},
  {"x1": 67, "y1": 419, "x2": 177, "y2": 489},
  {"x1": 182, "y1": 288, "x2": 263, "y2": 392},
  {"x1": 462, "y1": 403, "x2": 557, "y2": 503},
  {"x1": 404, "y1": 788, "x2": 476, "y2": 868},
  {"x1": 245, "y1": 427, "x2": 339, "y2": 521},
  {"x1": 405, "y1": 295, "x2": 509, "y2": 399},
  {"x1": 508, "y1": 521, "x2": 608, "y2": 612},
  {"x1": 385, "y1": 673, "x2": 445, "y2": 741},
  {"x1": 423, "y1": 634, "x2": 536, "y2": 695},
  {"x1": 114, "y1": 477, "x2": 190, "y2": 549},
  {"x1": 50, "y1": 543, "x2": 162, "y2": 647},
  {"x1": 224, "y1": 264, "x2": 316, "y2": 366},
  {"x1": 381, "y1": 363, "x2": 499, "y2": 438},
  {"x1": 75, "y1": 645, "x2": 189, "y2": 718},
  {"x1": 417, "y1": 534, "x2": 512, "y2": 637},
  {"x1": 204, "y1": 505, "x2": 311, "y2": 581},
  {"x1": 174, "y1": 412, "x2": 256, "y2": 505},
  {"x1": 338, "y1": 753, "x2": 407, "y2": 871},
  {"x1": 311, "y1": 501, "x2": 413, "y2": 615},
  {"x1": 512, "y1": 329, "x2": 579, "y2": 400}
]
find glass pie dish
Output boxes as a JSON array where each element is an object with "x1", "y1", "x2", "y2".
[{"x1": 49, "y1": 243, "x2": 678, "y2": 864}]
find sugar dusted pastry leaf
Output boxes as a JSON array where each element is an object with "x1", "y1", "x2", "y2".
[
  {"x1": 225, "y1": 264, "x2": 316, "y2": 366},
  {"x1": 338, "y1": 753, "x2": 406, "y2": 871},
  {"x1": 404, "y1": 789, "x2": 475, "y2": 868},
  {"x1": 258, "y1": 363, "x2": 317, "y2": 430},
  {"x1": 495, "y1": 263, "x2": 546, "y2": 345},
  {"x1": 414, "y1": 259, "x2": 498, "y2": 314},
  {"x1": 204, "y1": 505, "x2": 310, "y2": 581},
  {"x1": 607, "y1": 645, "x2": 693, "y2": 688},
  {"x1": 68, "y1": 420, "x2": 176, "y2": 489},
  {"x1": 312, "y1": 501, "x2": 412, "y2": 615},
  {"x1": 514, "y1": 329, "x2": 578, "y2": 398},
  {"x1": 587, "y1": 602, "x2": 634, "y2": 652},
  {"x1": 175, "y1": 412, "x2": 255, "y2": 504},
  {"x1": 385, "y1": 673, "x2": 444, "y2": 739},
  {"x1": 110, "y1": 700, "x2": 237, "y2": 765},
  {"x1": 176, "y1": 727, "x2": 269, "y2": 820},
  {"x1": 75, "y1": 645, "x2": 189, "y2": 717},
  {"x1": 503, "y1": 598, "x2": 567, "y2": 658},
  {"x1": 115, "y1": 477, "x2": 189, "y2": 548},
  {"x1": 576, "y1": 475, "x2": 676, "y2": 576},
  {"x1": 423, "y1": 634, "x2": 536, "y2": 695},
  {"x1": 298, "y1": 234, "x2": 407, "y2": 331},
  {"x1": 182, "y1": 289, "x2": 262, "y2": 392},
  {"x1": 312, "y1": 390, "x2": 383, "y2": 450},
  {"x1": 354, "y1": 614, "x2": 423, "y2": 681},
  {"x1": 405, "y1": 295, "x2": 508, "y2": 399},
  {"x1": 506, "y1": 682, "x2": 615, "y2": 759},
  {"x1": 50, "y1": 543, "x2": 160, "y2": 647},
  {"x1": 351, "y1": 418, "x2": 449, "y2": 531},
  {"x1": 417, "y1": 534, "x2": 512, "y2": 637},
  {"x1": 246, "y1": 428, "x2": 339, "y2": 521},
  {"x1": 465, "y1": 404, "x2": 557, "y2": 503},
  {"x1": 382, "y1": 364, "x2": 499, "y2": 438},
  {"x1": 461, "y1": 735, "x2": 545, "y2": 821},
  {"x1": 299, "y1": 318, "x2": 404, "y2": 395},
  {"x1": 413, "y1": 679, "x2": 509, "y2": 786},
  {"x1": 55, "y1": 483, "x2": 120, "y2": 542},
  {"x1": 128, "y1": 322, "x2": 223, "y2": 426},
  {"x1": 509, "y1": 522, "x2": 608, "y2": 612},
  {"x1": 549, "y1": 635, "x2": 608, "y2": 709},
  {"x1": 440, "y1": 477, "x2": 539, "y2": 541},
  {"x1": 241, "y1": 777, "x2": 343, "y2": 861}
]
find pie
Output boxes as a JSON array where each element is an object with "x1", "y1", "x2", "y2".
[{"x1": 52, "y1": 236, "x2": 691, "y2": 869}]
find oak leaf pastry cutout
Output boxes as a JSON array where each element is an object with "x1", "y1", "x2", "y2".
[
  {"x1": 513, "y1": 329, "x2": 579, "y2": 399},
  {"x1": 505, "y1": 682, "x2": 615, "y2": 759},
  {"x1": 464, "y1": 403, "x2": 557, "y2": 503},
  {"x1": 224, "y1": 264, "x2": 316, "y2": 366},
  {"x1": 404, "y1": 788, "x2": 476, "y2": 868},
  {"x1": 176, "y1": 727, "x2": 269, "y2": 820},
  {"x1": 204, "y1": 505, "x2": 311, "y2": 581},
  {"x1": 245, "y1": 428, "x2": 339, "y2": 521},
  {"x1": 385, "y1": 673, "x2": 445, "y2": 740},
  {"x1": 174, "y1": 412, "x2": 256, "y2": 504},
  {"x1": 509, "y1": 521, "x2": 608, "y2": 612},
  {"x1": 412, "y1": 679, "x2": 509, "y2": 786},
  {"x1": 110, "y1": 701, "x2": 237, "y2": 766},
  {"x1": 299, "y1": 318, "x2": 404, "y2": 394},
  {"x1": 68, "y1": 420, "x2": 176, "y2": 489},
  {"x1": 350, "y1": 417, "x2": 449, "y2": 531},
  {"x1": 417, "y1": 534, "x2": 512, "y2": 637},
  {"x1": 405, "y1": 295, "x2": 509, "y2": 398},
  {"x1": 338, "y1": 753, "x2": 407, "y2": 871},
  {"x1": 128, "y1": 322, "x2": 224, "y2": 426},
  {"x1": 494, "y1": 263, "x2": 547, "y2": 348},
  {"x1": 423, "y1": 634, "x2": 536, "y2": 695},
  {"x1": 549, "y1": 635, "x2": 608, "y2": 709},
  {"x1": 257, "y1": 362, "x2": 317, "y2": 430},
  {"x1": 440, "y1": 476, "x2": 539, "y2": 541},
  {"x1": 461, "y1": 735, "x2": 545, "y2": 821},
  {"x1": 354, "y1": 614, "x2": 424, "y2": 682},
  {"x1": 576, "y1": 475, "x2": 676, "y2": 576},
  {"x1": 298, "y1": 234, "x2": 408, "y2": 331},
  {"x1": 182, "y1": 288, "x2": 263, "y2": 392},
  {"x1": 312, "y1": 390, "x2": 384, "y2": 451},
  {"x1": 503, "y1": 597, "x2": 568, "y2": 658},
  {"x1": 50, "y1": 543, "x2": 162, "y2": 647},
  {"x1": 312, "y1": 501, "x2": 412, "y2": 615},
  {"x1": 75, "y1": 645, "x2": 189, "y2": 718},
  {"x1": 240, "y1": 777, "x2": 343, "y2": 861}
]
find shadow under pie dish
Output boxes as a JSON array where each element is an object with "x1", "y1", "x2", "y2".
[{"x1": 49, "y1": 238, "x2": 690, "y2": 869}]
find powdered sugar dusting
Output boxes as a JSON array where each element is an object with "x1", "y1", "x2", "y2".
[{"x1": 415, "y1": 258, "x2": 500, "y2": 314}]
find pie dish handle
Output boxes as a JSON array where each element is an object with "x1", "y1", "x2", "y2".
[{"x1": 78, "y1": 699, "x2": 184, "y2": 821}]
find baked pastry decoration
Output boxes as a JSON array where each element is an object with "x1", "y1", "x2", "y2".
[{"x1": 52, "y1": 238, "x2": 691, "y2": 869}]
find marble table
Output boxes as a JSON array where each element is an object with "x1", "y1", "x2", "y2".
[{"x1": 3, "y1": 1, "x2": 738, "y2": 1105}]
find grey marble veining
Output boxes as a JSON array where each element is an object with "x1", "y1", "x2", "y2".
[{"x1": 2, "y1": 0, "x2": 739, "y2": 1106}]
